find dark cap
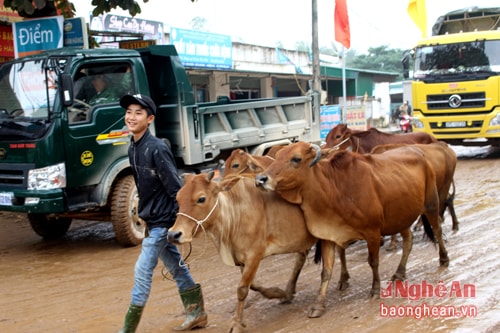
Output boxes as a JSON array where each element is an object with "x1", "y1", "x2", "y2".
[{"x1": 120, "y1": 94, "x2": 156, "y2": 116}]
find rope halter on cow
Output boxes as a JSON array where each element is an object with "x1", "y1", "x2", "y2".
[
  {"x1": 330, "y1": 137, "x2": 351, "y2": 151},
  {"x1": 176, "y1": 196, "x2": 220, "y2": 237}
]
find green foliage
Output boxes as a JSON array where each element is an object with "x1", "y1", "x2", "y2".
[
  {"x1": 3, "y1": 0, "x2": 147, "y2": 19},
  {"x1": 90, "y1": 0, "x2": 144, "y2": 18},
  {"x1": 295, "y1": 41, "x2": 311, "y2": 53},
  {"x1": 346, "y1": 45, "x2": 405, "y2": 79},
  {"x1": 4, "y1": 0, "x2": 58, "y2": 18}
]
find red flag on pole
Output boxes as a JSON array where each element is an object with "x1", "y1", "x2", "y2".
[{"x1": 334, "y1": 0, "x2": 350, "y2": 49}]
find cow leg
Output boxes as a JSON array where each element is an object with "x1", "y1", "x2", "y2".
[
  {"x1": 250, "y1": 250, "x2": 307, "y2": 303},
  {"x1": 423, "y1": 171, "x2": 450, "y2": 267},
  {"x1": 336, "y1": 246, "x2": 350, "y2": 290},
  {"x1": 366, "y1": 234, "x2": 381, "y2": 299},
  {"x1": 282, "y1": 250, "x2": 308, "y2": 303},
  {"x1": 413, "y1": 217, "x2": 423, "y2": 231},
  {"x1": 391, "y1": 228, "x2": 413, "y2": 281},
  {"x1": 230, "y1": 259, "x2": 262, "y2": 333},
  {"x1": 309, "y1": 240, "x2": 335, "y2": 318},
  {"x1": 449, "y1": 204, "x2": 459, "y2": 232},
  {"x1": 385, "y1": 234, "x2": 399, "y2": 252},
  {"x1": 425, "y1": 215, "x2": 450, "y2": 267},
  {"x1": 447, "y1": 197, "x2": 459, "y2": 232}
]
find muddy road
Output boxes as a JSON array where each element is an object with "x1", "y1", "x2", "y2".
[{"x1": 1, "y1": 145, "x2": 499, "y2": 333}]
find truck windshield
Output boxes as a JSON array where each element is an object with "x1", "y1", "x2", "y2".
[
  {"x1": 0, "y1": 58, "x2": 59, "y2": 139},
  {"x1": 414, "y1": 40, "x2": 500, "y2": 80}
]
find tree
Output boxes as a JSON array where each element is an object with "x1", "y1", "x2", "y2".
[
  {"x1": 295, "y1": 41, "x2": 310, "y2": 53},
  {"x1": 346, "y1": 45, "x2": 405, "y2": 80},
  {"x1": 2, "y1": 0, "x2": 147, "y2": 19}
]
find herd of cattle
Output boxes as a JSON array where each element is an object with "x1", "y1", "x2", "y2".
[{"x1": 166, "y1": 124, "x2": 458, "y2": 333}]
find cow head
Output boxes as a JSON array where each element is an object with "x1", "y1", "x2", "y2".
[
  {"x1": 324, "y1": 123, "x2": 353, "y2": 149},
  {"x1": 223, "y1": 149, "x2": 268, "y2": 178},
  {"x1": 255, "y1": 141, "x2": 321, "y2": 204},
  {"x1": 168, "y1": 171, "x2": 241, "y2": 244}
]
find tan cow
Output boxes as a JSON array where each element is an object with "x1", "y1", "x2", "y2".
[
  {"x1": 167, "y1": 172, "x2": 327, "y2": 332},
  {"x1": 255, "y1": 141, "x2": 450, "y2": 317},
  {"x1": 222, "y1": 148, "x2": 275, "y2": 177},
  {"x1": 224, "y1": 148, "x2": 351, "y2": 293}
]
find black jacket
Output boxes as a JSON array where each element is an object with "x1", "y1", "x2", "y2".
[{"x1": 129, "y1": 129, "x2": 181, "y2": 229}]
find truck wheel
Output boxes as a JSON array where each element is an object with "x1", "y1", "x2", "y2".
[
  {"x1": 27, "y1": 214, "x2": 72, "y2": 239},
  {"x1": 111, "y1": 175, "x2": 146, "y2": 247}
]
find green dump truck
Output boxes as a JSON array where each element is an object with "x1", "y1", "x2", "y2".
[{"x1": 0, "y1": 45, "x2": 321, "y2": 246}]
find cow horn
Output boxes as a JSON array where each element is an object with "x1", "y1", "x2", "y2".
[{"x1": 309, "y1": 144, "x2": 322, "y2": 167}]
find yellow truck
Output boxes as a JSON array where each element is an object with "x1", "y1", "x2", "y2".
[{"x1": 404, "y1": 7, "x2": 500, "y2": 146}]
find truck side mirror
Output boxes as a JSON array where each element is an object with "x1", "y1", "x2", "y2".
[
  {"x1": 402, "y1": 50, "x2": 410, "y2": 79},
  {"x1": 59, "y1": 73, "x2": 74, "y2": 106}
]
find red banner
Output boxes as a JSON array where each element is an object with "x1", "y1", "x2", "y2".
[{"x1": 0, "y1": 25, "x2": 14, "y2": 58}]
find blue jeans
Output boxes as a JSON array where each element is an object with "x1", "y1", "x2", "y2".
[{"x1": 130, "y1": 226, "x2": 195, "y2": 306}]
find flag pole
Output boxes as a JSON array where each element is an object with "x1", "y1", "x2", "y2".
[
  {"x1": 341, "y1": 46, "x2": 347, "y2": 123},
  {"x1": 312, "y1": 0, "x2": 321, "y2": 94}
]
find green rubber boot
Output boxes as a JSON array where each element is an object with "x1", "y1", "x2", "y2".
[
  {"x1": 119, "y1": 304, "x2": 144, "y2": 333},
  {"x1": 173, "y1": 283, "x2": 208, "y2": 331}
]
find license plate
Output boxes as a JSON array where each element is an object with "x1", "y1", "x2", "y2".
[
  {"x1": 0, "y1": 192, "x2": 13, "y2": 206},
  {"x1": 445, "y1": 121, "x2": 466, "y2": 128}
]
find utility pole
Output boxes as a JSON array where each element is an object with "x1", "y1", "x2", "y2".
[{"x1": 311, "y1": 0, "x2": 321, "y2": 94}]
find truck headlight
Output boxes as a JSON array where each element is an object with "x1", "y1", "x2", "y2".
[
  {"x1": 28, "y1": 163, "x2": 67, "y2": 190},
  {"x1": 413, "y1": 118, "x2": 424, "y2": 129},
  {"x1": 489, "y1": 114, "x2": 500, "y2": 127}
]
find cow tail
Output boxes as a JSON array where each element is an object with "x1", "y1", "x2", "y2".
[
  {"x1": 421, "y1": 214, "x2": 437, "y2": 244},
  {"x1": 314, "y1": 240, "x2": 322, "y2": 264}
]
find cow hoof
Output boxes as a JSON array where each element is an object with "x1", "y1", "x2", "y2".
[
  {"x1": 336, "y1": 280, "x2": 350, "y2": 291},
  {"x1": 229, "y1": 320, "x2": 246, "y2": 333},
  {"x1": 391, "y1": 273, "x2": 406, "y2": 281},
  {"x1": 370, "y1": 288, "x2": 380, "y2": 299},
  {"x1": 440, "y1": 257, "x2": 450, "y2": 267},
  {"x1": 308, "y1": 305, "x2": 325, "y2": 318}
]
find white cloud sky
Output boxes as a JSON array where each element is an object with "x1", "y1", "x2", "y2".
[{"x1": 74, "y1": 0, "x2": 498, "y2": 54}]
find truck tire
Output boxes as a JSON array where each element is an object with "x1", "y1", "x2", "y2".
[
  {"x1": 27, "y1": 213, "x2": 72, "y2": 239},
  {"x1": 110, "y1": 175, "x2": 146, "y2": 247}
]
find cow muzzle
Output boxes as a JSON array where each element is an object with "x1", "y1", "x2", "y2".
[
  {"x1": 167, "y1": 230, "x2": 184, "y2": 244},
  {"x1": 255, "y1": 174, "x2": 274, "y2": 191}
]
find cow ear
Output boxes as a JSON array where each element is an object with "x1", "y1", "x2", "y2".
[
  {"x1": 246, "y1": 155, "x2": 265, "y2": 172},
  {"x1": 219, "y1": 175, "x2": 242, "y2": 191},
  {"x1": 206, "y1": 171, "x2": 215, "y2": 182}
]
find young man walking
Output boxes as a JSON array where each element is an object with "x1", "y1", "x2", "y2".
[{"x1": 119, "y1": 94, "x2": 207, "y2": 332}]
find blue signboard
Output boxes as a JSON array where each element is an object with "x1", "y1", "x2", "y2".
[
  {"x1": 13, "y1": 16, "x2": 63, "y2": 58},
  {"x1": 63, "y1": 17, "x2": 88, "y2": 49},
  {"x1": 170, "y1": 27, "x2": 232, "y2": 70},
  {"x1": 320, "y1": 105, "x2": 342, "y2": 140}
]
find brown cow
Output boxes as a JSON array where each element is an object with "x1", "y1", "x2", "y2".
[
  {"x1": 324, "y1": 124, "x2": 457, "y2": 250},
  {"x1": 167, "y1": 172, "x2": 325, "y2": 332},
  {"x1": 255, "y1": 141, "x2": 450, "y2": 317},
  {"x1": 371, "y1": 142, "x2": 458, "y2": 231},
  {"x1": 324, "y1": 123, "x2": 437, "y2": 152}
]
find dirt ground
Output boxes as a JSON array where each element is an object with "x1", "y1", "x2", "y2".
[{"x1": 1, "y1": 145, "x2": 500, "y2": 333}]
